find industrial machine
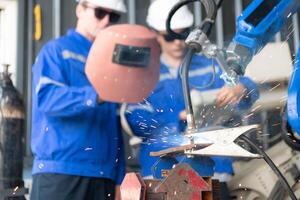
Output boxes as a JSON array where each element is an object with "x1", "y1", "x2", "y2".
[
  {"x1": 121, "y1": 164, "x2": 219, "y2": 200},
  {"x1": 229, "y1": 141, "x2": 300, "y2": 200},
  {"x1": 223, "y1": 0, "x2": 300, "y2": 149},
  {"x1": 120, "y1": 0, "x2": 300, "y2": 199},
  {"x1": 120, "y1": 125, "x2": 262, "y2": 200},
  {"x1": 119, "y1": 0, "x2": 300, "y2": 199},
  {"x1": 164, "y1": 0, "x2": 300, "y2": 199}
]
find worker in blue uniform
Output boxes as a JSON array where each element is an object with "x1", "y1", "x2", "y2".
[
  {"x1": 30, "y1": 0, "x2": 126, "y2": 199},
  {"x1": 123, "y1": 0, "x2": 259, "y2": 190}
]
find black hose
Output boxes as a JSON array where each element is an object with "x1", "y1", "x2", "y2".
[
  {"x1": 166, "y1": 0, "x2": 223, "y2": 131},
  {"x1": 239, "y1": 135, "x2": 297, "y2": 200},
  {"x1": 180, "y1": 48, "x2": 197, "y2": 130}
]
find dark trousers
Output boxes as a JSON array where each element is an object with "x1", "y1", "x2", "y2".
[
  {"x1": 30, "y1": 173, "x2": 116, "y2": 200},
  {"x1": 219, "y1": 182, "x2": 231, "y2": 200}
]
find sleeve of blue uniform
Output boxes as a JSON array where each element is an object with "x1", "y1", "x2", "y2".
[
  {"x1": 236, "y1": 76, "x2": 260, "y2": 110},
  {"x1": 33, "y1": 44, "x2": 98, "y2": 117}
]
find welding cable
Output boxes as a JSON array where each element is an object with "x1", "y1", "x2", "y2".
[
  {"x1": 239, "y1": 134, "x2": 297, "y2": 200},
  {"x1": 167, "y1": 0, "x2": 223, "y2": 131},
  {"x1": 180, "y1": 48, "x2": 197, "y2": 129},
  {"x1": 167, "y1": 0, "x2": 224, "y2": 131}
]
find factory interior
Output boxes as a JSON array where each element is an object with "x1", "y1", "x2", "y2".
[{"x1": 1, "y1": 0, "x2": 300, "y2": 199}]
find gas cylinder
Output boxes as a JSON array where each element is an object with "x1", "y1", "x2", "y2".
[{"x1": 0, "y1": 64, "x2": 26, "y2": 199}]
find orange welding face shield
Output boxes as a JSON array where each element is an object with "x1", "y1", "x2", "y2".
[{"x1": 85, "y1": 24, "x2": 160, "y2": 103}]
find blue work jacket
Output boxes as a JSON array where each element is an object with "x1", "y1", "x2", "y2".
[
  {"x1": 125, "y1": 55, "x2": 259, "y2": 177},
  {"x1": 31, "y1": 29, "x2": 125, "y2": 184}
]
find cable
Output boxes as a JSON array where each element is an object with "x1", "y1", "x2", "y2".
[
  {"x1": 239, "y1": 134, "x2": 297, "y2": 200},
  {"x1": 167, "y1": 0, "x2": 223, "y2": 131},
  {"x1": 166, "y1": 0, "x2": 219, "y2": 40},
  {"x1": 181, "y1": 48, "x2": 197, "y2": 129}
]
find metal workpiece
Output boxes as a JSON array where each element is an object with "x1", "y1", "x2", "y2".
[
  {"x1": 150, "y1": 125, "x2": 261, "y2": 159},
  {"x1": 121, "y1": 164, "x2": 219, "y2": 200},
  {"x1": 186, "y1": 125, "x2": 261, "y2": 158}
]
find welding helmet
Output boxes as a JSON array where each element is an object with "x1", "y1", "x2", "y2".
[
  {"x1": 85, "y1": 24, "x2": 160, "y2": 103},
  {"x1": 76, "y1": 0, "x2": 127, "y2": 13}
]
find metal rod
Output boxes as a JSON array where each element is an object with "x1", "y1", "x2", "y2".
[
  {"x1": 234, "y1": 0, "x2": 242, "y2": 19},
  {"x1": 16, "y1": 0, "x2": 26, "y2": 93},
  {"x1": 261, "y1": 111, "x2": 269, "y2": 150},
  {"x1": 127, "y1": 0, "x2": 136, "y2": 24},
  {"x1": 275, "y1": 32, "x2": 281, "y2": 42},
  {"x1": 193, "y1": 1, "x2": 202, "y2": 26},
  {"x1": 181, "y1": 48, "x2": 197, "y2": 133},
  {"x1": 26, "y1": 0, "x2": 34, "y2": 156},
  {"x1": 53, "y1": 0, "x2": 61, "y2": 38},
  {"x1": 0, "y1": 9, "x2": 3, "y2": 65},
  {"x1": 216, "y1": 8, "x2": 224, "y2": 48},
  {"x1": 293, "y1": 14, "x2": 300, "y2": 50}
]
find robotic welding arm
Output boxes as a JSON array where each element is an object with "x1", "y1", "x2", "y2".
[
  {"x1": 226, "y1": 0, "x2": 300, "y2": 75},
  {"x1": 166, "y1": 0, "x2": 300, "y2": 138},
  {"x1": 226, "y1": 0, "x2": 300, "y2": 138}
]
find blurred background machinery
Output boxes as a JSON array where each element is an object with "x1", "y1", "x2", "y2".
[
  {"x1": 0, "y1": 0, "x2": 300, "y2": 199},
  {"x1": 229, "y1": 141, "x2": 300, "y2": 200}
]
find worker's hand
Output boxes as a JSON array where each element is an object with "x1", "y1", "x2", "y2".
[
  {"x1": 216, "y1": 83, "x2": 246, "y2": 107},
  {"x1": 115, "y1": 185, "x2": 121, "y2": 200},
  {"x1": 179, "y1": 110, "x2": 187, "y2": 121}
]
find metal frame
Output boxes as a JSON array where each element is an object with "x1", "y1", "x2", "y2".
[
  {"x1": 127, "y1": 0, "x2": 136, "y2": 24},
  {"x1": 53, "y1": 0, "x2": 61, "y2": 38}
]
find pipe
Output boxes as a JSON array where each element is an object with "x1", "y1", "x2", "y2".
[
  {"x1": 293, "y1": 14, "x2": 300, "y2": 50},
  {"x1": 53, "y1": 0, "x2": 61, "y2": 38},
  {"x1": 216, "y1": 7, "x2": 224, "y2": 48},
  {"x1": 127, "y1": 0, "x2": 136, "y2": 24}
]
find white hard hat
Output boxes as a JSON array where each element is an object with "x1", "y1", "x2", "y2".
[
  {"x1": 77, "y1": 0, "x2": 127, "y2": 13},
  {"x1": 146, "y1": 0, "x2": 194, "y2": 31}
]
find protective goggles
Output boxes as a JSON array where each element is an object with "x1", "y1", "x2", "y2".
[
  {"x1": 82, "y1": 2, "x2": 121, "y2": 23},
  {"x1": 161, "y1": 28, "x2": 190, "y2": 42}
]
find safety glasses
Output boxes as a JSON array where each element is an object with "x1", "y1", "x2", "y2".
[
  {"x1": 161, "y1": 28, "x2": 190, "y2": 42},
  {"x1": 94, "y1": 8, "x2": 120, "y2": 23},
  {"x1": 82, "y1": 2, "x2": 121, "y2": 23}
]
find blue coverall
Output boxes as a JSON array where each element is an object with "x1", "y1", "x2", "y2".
[
  {"x1": 31, "y1": 29, "x2": 125, "y2": 184},
  {"x1": 125, "y1": 55, "x2": 259, "y2": 177}
]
